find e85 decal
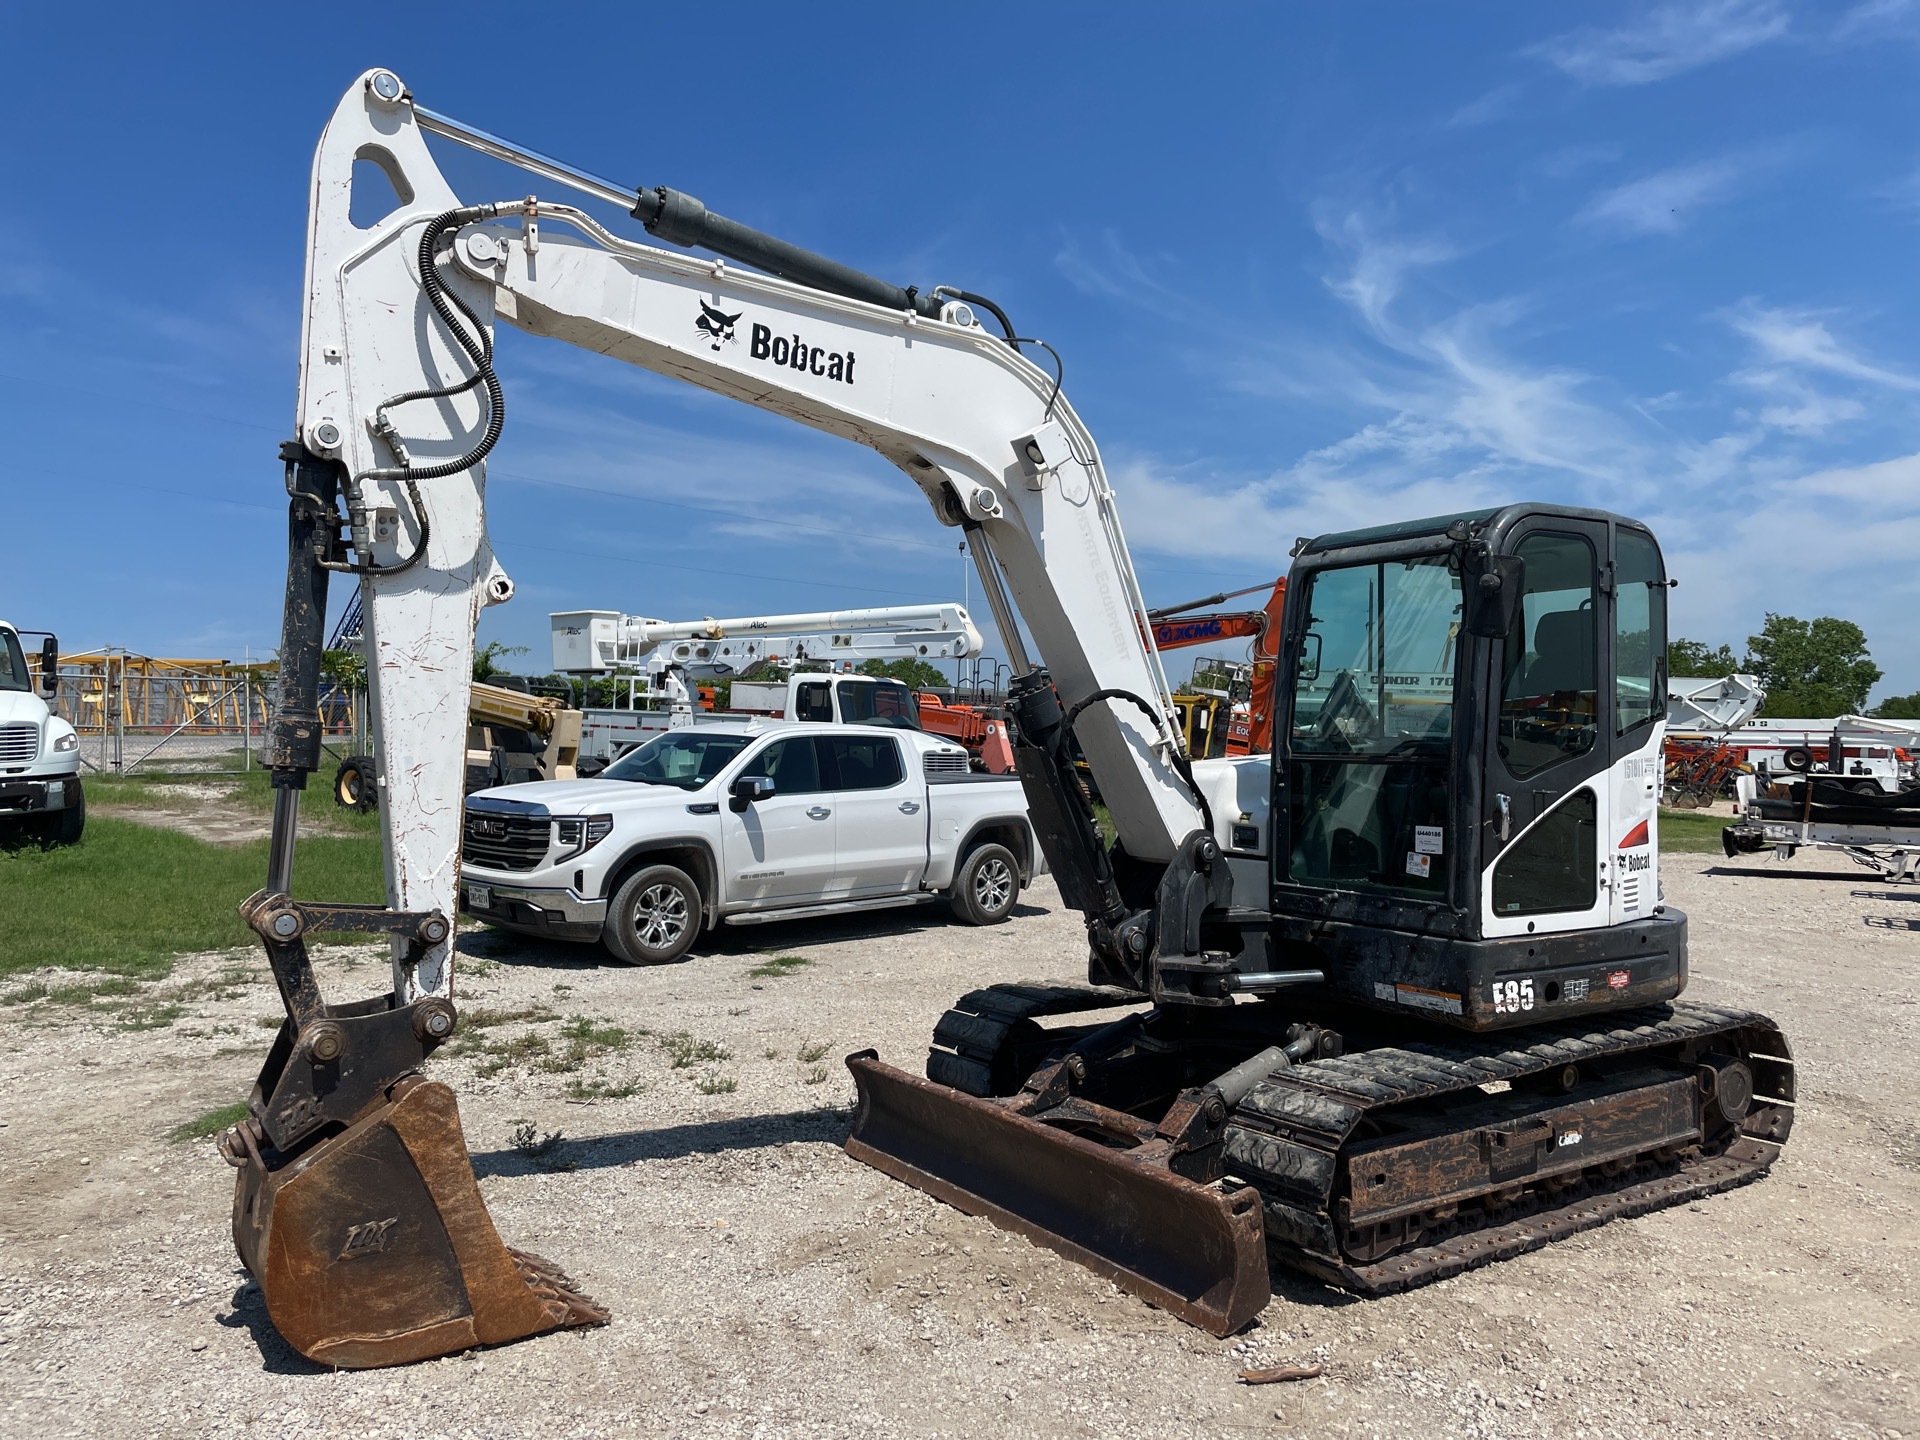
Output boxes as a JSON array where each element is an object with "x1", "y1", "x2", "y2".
[{"x1": 1491, "y1": 978, "x2": 1535, "y2": 1014}]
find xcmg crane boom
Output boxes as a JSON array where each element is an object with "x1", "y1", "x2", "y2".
[{"x1": 224, "y1": 70, "x2": 1793, "y2": 1367}]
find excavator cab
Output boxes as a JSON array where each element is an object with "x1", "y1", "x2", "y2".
[
  {"x1": 851, "y1": 504, "x2": 1790, "y2": 1336},
  {"x1": 1270, "y1": 504, "x2": 1684, "y2": 1030}
]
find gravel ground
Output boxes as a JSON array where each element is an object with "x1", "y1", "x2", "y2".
[{"x1": 1, "y1": 851, "x2": 1915, "y2": 1439}]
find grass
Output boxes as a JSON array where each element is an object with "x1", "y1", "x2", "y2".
[
  {"x1": 802, "y1": 1065, "x2": 829, "y2": 1086},
  {"x1": 692, "y1": 1071, "x2": 738, "y2": 1095},
  {"x1": 1659, "y1": 808, "x2": 1729, "y2": 854},
  {"x1": 747, "y1": 954, "x2": 811, "y2": 979},
  {"x1": 0, "y1": 816, "x2": 383, "y2": 981},
  {"x1": 171, "y1": 1101, "x2": 249, "y2": 1142},
  {"x1": 795, "y1": 1038, "x2": 831, "y2": 1064},
  {"x1": 661, "y1": 1032, "x2": 730, "y2": 1068}
]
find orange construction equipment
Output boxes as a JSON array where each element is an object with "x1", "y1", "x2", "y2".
[
  {"x1": 1145, "y1": 579, "x2": 1286, "y2": 756},
  {"x1": 916, "y1": 692, "x2": 1017, "y2": 773}
]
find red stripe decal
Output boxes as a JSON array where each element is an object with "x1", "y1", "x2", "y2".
[{"x1": 1619, "y1": 819, "x2": 1650, "y2": 849}]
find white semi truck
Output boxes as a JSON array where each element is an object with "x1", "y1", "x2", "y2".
[{"x1": 0, "y1": 621, "x2": 84, "y2": 845}]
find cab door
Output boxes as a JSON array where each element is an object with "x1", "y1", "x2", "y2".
[
  {"x1": 720, "y1": 735, "x2": 840, "y2": 906},
  {"x1": 822, "y1": 734, "x2": 929, "y2": 896},
  {"x1": 1479, "y1": 522, "x2": 1614, "y2": 940},
  {"x1": 1478, "y1": 519, "x2": 1670, "y2": 939}
]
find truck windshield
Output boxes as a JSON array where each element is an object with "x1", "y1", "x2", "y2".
[
  {"x1": 1291, "y1": 554, "x2": 1459, "y2": 756},
  {"x1": 603, "y1": 731, "x2": 751, "y2": 790},
  {"x1": 838, "y1": 679, "x2": 920, "y2": 730},
  {"x1": 0, "y1": 632, "x2": 29, "y2": 693}
]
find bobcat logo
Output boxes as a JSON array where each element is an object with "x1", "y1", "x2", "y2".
[
  {"x1": 695, "y1": 301, "x2": 741, "y2": 352},
  {"x1": 339, "y1": 1217, "x2": 399, "y2": 1259}
]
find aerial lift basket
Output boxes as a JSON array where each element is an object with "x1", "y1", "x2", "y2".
[{"x1": 844, "y1": 1053, "x2": 1269, "y2": 1335}]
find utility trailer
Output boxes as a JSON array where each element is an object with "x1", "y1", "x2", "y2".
[{"x1": 1724, "y1": 772, "x2": 1920, "y2": 879}]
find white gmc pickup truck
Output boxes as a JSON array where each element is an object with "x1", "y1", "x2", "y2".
[{"x1": 458, "y1": 719, "x2": 1040, "y2": 963}]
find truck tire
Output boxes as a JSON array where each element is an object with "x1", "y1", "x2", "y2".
[
  {"x1": 40, "y1": 783, "x2": 84, "y2": 846},
  {"x1": 949, "y1": 842, "x2": 1020, "y2": 926},
  {"x1": 334, "y1": 755, "x2": 377, "y2": 811},
  {"x1": 1781, "y1": 746, "x2": 1814, "y2": 774},
  {"x1": 603, "y1": 863, "x2": 701, "y2": 965}
]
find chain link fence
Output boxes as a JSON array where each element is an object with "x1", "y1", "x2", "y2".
[{"x1": 40, "y1": 650, "x2": 366, "y2": 777}]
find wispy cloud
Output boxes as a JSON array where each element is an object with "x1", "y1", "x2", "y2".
[
  {"x1": 1447, "y1": 83, "x2": 1526, "y2": 129},
  {"x1": 1052, "y1": 230, "x2": 1191, "y2": 323},
  {"x1": 1531, "y1": 0, "x2": 1790, "y2": 86},
  {"x1": 1727, "y1": 302, "x2": 1920, "y2": 391},
  {"x1": 1575, "y1": 158, "x2": 1751, "y2": 235}
]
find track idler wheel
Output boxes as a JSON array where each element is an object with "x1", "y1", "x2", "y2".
[{"x1": 226, "y1": 1077, "x2": 606, "y2": 1368}]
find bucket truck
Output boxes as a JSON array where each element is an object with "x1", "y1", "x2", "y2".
[
  {"x1": 223, "y1": 70, "x2": 1794, "y2": 1368},
  {"x1": 550, "y1": 601, "x2": 980, "y2": 759}
]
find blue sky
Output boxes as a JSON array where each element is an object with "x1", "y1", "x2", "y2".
[{"x1": 5, "y1": 3, "x2": 1919, "y2": 696}]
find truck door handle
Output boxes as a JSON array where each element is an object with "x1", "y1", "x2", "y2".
[
  {"x1": 898, "y1": 801, "x2": 920, "y2": 814},
  {"x1": 1495, "y1": 793, "x2": 1511, "y2": 843},
  {"x1": 806, "y1": 806, "x2": 831, "y2": 820}
]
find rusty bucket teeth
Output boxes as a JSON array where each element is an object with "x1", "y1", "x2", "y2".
[
  {"x1": 233, "y1": 1079, "x2": 607, "y2": 1369},
  {"x1": 844, "y1": 1052, "x2": 1270, "y2": 1336}
]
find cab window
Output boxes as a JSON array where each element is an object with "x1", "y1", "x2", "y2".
[
  {"x1": 793, "y1": 682, "x2": 834, "y2": 723},
  {"x1": 1492, "y1": 788, "x2": 1598, "y2": 916},
  {"x1": 1499, "y1": 533, "x2": 1599, "y2": 778},
  {"x1": 1615, "y1": 529, "x2": 1665, "y2": 737},
  {"x1": 739, "y1": 736, "x2": 824, "y2": 795},
  {"x1": 826, "y1": 735, "x2": 904, "y2": 791}
]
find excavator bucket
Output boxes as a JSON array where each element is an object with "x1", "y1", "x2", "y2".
[
  {"x1": 844, "y1": 1054, "x2": 1269, "y2": 1336},
  {"x1": 229, "y1": 1077, "x2": 606, "y2": 1369}
]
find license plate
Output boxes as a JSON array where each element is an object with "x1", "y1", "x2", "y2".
[{"x1": 466, "y1": 884, "x2": 492, "y2": 910}]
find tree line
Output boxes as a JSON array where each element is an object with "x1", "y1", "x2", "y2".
[{"x1": 1671, "y1": 614, "x2": 1917, "y2": 719}]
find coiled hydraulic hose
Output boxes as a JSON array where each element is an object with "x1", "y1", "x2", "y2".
[{"x1": 327, "y1": 203, "x2": 509, "y2": 576}]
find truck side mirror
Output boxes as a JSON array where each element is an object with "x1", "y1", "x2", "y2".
[
  {"x1": 729, "y1": 775, "x2": 776, "y2": 812},
  {"x1": 38, "y1": 637, "x2": 58, "y2": 696},
  {"x1": 1462, "y1": 553, "x2": 1525, "y2": 639}
]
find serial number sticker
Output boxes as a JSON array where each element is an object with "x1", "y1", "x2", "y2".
[
  {"x1": 1394, "y1": 983, "x2": 1463, "y2": 1015},
  {"x1": 1414, "y1": 826, "x2": 1444, "y2": 855},
  {"x1": 1491, "y1": 978, "x2": 1535, "y2": 1014},
  {"x1": 1607, "y1": 969, "x2": 1632, "y2": 989},
  {"x1": 1405, "y1": 852, "x2": 1431, "y2": 879},
  {"x1": 1563, "y1": 977, "x2": 1591, "y2": 1002},
  {"x1": 1558, "y1": 1130, "x2": 1583, "y2": 1147}
]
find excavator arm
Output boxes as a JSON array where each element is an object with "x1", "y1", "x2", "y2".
[{"x1": 232, "y1": 69, "x2": 1242, "y2": 1367}]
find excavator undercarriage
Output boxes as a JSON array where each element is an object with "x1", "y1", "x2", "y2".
[{"x1": 848, "y1": 985, "x2": 1793, "y2": 1333}]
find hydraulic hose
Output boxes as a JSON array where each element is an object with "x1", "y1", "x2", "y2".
[{"x1": 330, "y1": 203, "x2": 510, "y2": 577}]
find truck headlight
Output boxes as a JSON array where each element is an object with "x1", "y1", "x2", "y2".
[
  {"x1": 53, "y1": 733, "x2": 78, "y2": 753},
  {"x1": 554, "y1": 814, "x2": 614, "y2": 860}
]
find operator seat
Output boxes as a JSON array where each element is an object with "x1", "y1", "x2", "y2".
[{"x1": 1520, "y1": 609, "x2": 1595, "y2": 697}]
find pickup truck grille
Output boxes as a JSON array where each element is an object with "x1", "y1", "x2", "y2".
[
  {"x1": 462, "y1": 810, "x2": 549, "y2": 871},
  {"x1": 0, "y1": 724, "x2": 38, "y2": 763}
]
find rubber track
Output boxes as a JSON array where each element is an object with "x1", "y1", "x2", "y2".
[
  {"x1": 925, "y1": 981, "x2": 1144, "y2": 1096},
  {"x1": 1220, "y1": 1001, "x2": 1794, "y2": 1295}
]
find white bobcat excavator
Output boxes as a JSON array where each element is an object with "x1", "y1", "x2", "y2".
[{"x1": 226, "y1": 70, "x2": 1794, "y2": 1367}]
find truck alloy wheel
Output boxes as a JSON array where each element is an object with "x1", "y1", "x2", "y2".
[
  {"x1": 605, "y1": 863, "x2": 701, "y2": 965},
  {"x1": 951, "y1": 843, "x2": 1019, "y2": 926}
]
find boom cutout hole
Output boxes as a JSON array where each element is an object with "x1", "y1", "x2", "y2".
[{"x1": 350, "y1": 145, "x2": 414, "y2": 229}]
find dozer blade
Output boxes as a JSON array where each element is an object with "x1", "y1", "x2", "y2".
[
  {"x1": 230, "y1": 1077, "x2": 606, "y2": 1368},
  {"x1": 844, "y1": 1053, "x2": 1268, "y2": 1336}
]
